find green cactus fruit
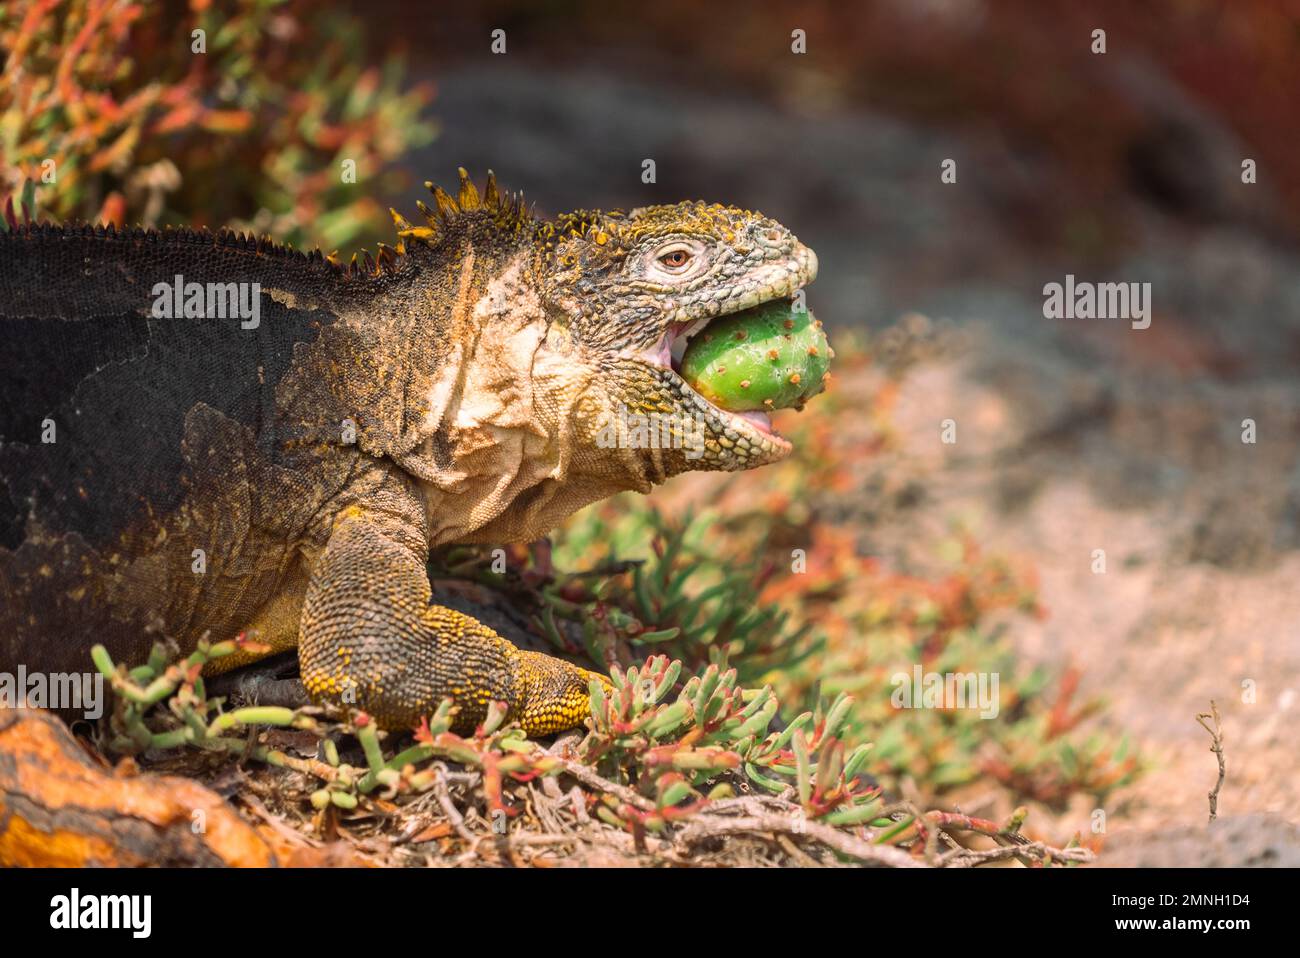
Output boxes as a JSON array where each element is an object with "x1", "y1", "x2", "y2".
[{"x1": 679, "y1": 300, "x2": 832, "y2": 412}]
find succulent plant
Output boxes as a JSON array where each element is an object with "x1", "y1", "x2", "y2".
[{"x1": 0, "y1": 0, "x2": 434, "y2": 251}]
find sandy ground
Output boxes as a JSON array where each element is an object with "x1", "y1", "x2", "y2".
[{"x1": 876, "y1": 342, "x2": 1300, "y2": 860}]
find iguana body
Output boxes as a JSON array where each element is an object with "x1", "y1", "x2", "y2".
[{"x1": 0, "y1": 170, "x2": 817, "y2": 734}]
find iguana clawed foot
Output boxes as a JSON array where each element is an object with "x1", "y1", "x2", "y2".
[{"x1": 299, "y1": 511, "x2": 603, "y2": 734}]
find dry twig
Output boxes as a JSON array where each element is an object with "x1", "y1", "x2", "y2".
[{"x1": 1195, "y1": 700, "x2": 1225, "y2": 823}]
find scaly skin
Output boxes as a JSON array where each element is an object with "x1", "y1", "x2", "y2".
[{"x1": 0, "y1": 170, "x2": 817, "y2": 734}]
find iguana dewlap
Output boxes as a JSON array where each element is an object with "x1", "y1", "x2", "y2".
[{"x1": 0, "y1": 171, "x2": 818, "y2": 735}]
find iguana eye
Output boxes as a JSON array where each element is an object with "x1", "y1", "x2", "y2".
[
  {"x1": 657, "y1": 247, "x2": 693, "y2": 271},
  {"x1": 643, "y1": 239, "x2": 706, "y2": 281}
]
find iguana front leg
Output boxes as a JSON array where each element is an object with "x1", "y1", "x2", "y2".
[{"x1": 299, "y1": 513, "x2": 600, "y2": 734}]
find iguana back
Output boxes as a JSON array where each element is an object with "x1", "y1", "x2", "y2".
[{"x1": 0, "y1": 224, "x2": 366, "y2": 676}]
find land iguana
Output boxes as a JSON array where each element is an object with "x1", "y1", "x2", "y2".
[{"x1": 0, "y1": 170, "x2": 818, "y2": 737}]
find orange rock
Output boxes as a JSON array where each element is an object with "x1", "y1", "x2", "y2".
[{"x1": 0, "y1": 708, "x2": 276, "y2": 867}]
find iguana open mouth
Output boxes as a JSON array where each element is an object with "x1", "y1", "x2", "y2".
[
  {"x1": 673, "y1": 318, "x2": 786, "y2": 431},
  {"x1": 636, "y1": 284, "x2": 820, "y2": 450}
]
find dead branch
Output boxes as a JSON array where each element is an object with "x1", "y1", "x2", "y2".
[
  {"x1": 673, "y1": 812, "x2": 925, "y2": 867},
  {"x1": 1195, "y1": 699, "x2": 1225, "y2": 823}
]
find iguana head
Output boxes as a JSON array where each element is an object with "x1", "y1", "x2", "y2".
[
  {"x1": 391, "y1": 172, "x2": 820, "y2": 543},
  {"x1": 532, "y1": 197, "x2": 818, "y2": 483}
]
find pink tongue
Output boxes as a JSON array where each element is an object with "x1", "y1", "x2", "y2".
[
  {"x1": 651, "y1": 335, "x2": 673, "y2": 368},
  {"x1": 734, "y1": 410, "x2": 774, "y2": 434}
]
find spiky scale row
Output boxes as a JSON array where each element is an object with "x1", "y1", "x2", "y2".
[
  {"x1": 401, "y1": 168, "x2": 532, "y2": 250},
  {"x1": 342, "y1": 169, "x2": 530, "y2": 276},
  {"x1": 1, "y1": 217, "x2": 323, "y2": 270},
  {"x1": 2, "y1": 170, "x2": 528, "y2": 283}
]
